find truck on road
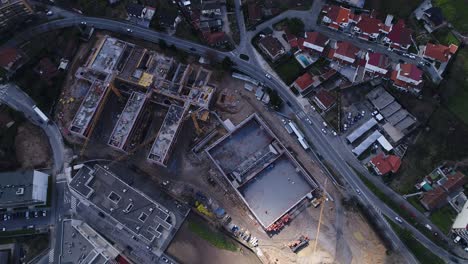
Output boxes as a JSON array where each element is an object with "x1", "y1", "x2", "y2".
[{"x1": 32, "y1": 105, "x2": 49, "y2": 123}]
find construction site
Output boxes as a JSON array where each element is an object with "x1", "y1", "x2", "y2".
[
  {"x1": 68, "y1": 35, "x2": 215, "y2": 166},
  {"x1": 206, "y1": 114, "x2": 319, "y2": 231}
]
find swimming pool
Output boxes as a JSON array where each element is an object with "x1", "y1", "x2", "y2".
[{"x1": 295, "y1": 53, "x2": 313, "y2": 68}]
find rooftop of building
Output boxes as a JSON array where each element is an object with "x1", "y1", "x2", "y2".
[
  {"x1": 0, "y1": 170, "x2": 48, "y2": 208},
  {"x1": 442, "y1": 171, "x2": 466, "y2": 193},
  {"x1": 303, "y1": 32, "x2": 329, "y2": 48},
  {"x1": 366, "y1": 52, "x2": 390, "y2": 69},
  {"x1": 356, "y1": 15, "x2": 384, "y2": 34},
  {"x1": 70, "y1": 165, "x2": 176, "y2": 246},
  {"x1": 420, "y1": 187, "x2": 448, "y2": 210},
  {"x1": 90, "y1": 37, "x2": 126, "y2": 74},
  {"x1": 370, "y1": 153, "x2": 401, "y2": 175},
  {"x1": 69, "y1": 81, "x2": 108, "y2": 136},
  {"x1": 148, "y1": 104, "x2": 186, "y2": 164},
  {"x1": 314, "y1": 89, "x2": 336, "y2": 109},
  {"x1": 323, "y1": 5, "x2": 350, "y2": 24},
  {"x1": 387, "y1": 19, "x2": 412, "y2": 47},
  {"x1": 206, "y1": 114, "x2": 318, "y2": 228},
  {"x1": 258, "y1": 35, "x2": 285, "y2": 56},
  {"x1": 108, "y1": 91, "x2": 146, "y2": 151},
  {"x1": 452, "y1": 200, "x2": 468, "y2": 230},
  {"x1": 423, "y1": 43, "x2": 458, "y2": 62},
  {"x1": 60, "y1": 219, "x2": 120, "y2": 264}
]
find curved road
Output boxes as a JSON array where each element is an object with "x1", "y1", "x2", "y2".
[{"x1": 2, "y1": 16, "x2": 463, "y2": 263}]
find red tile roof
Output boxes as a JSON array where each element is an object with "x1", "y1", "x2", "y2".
[
  {"x1": 420, "y1": 187, "x2": 448, "y2": 211},
  {"x1": 314, "y1": 89, "x2": 336, "y2": 109},
  {"x1": 323, "y1": 5, "x2": 351, "y2": 26},
  {"x1": 303, "y1": 32, "x2": 329, "y2": 50},
  {"x1": 287, "y1": 34, "x2": 298, "y2": 48},
  {"x1": 202, "y1": 31, "x2": 226, "y2": 45},
  {"x1": 366, "y1": 52, "x2": 390, "y2": 72},
  {"x1": 399, "y1": 63, "x2": 423, "y2": 82},
  {"x1": 442, "y1": 171, "x2": 466, "y2": 193},
  {"x1": 293, "y1": 73, "x2": 314, "y2": 91},
  {"x1": 0, "y1": 48, "x2": 19, "y2": 69},
  {"x1": 248, "y1": 3, "x2": 262, "y2": 23},
  {"x1": 387, "y1": 19, "x2": 412, "y2": 48},
  {"x1": 356, "y1": 15, "x2": 384, "y2": 35},
  {"x1": 423, "y1": 43, "x2": 458, "y2": 62},
  {"x1": 370, "y1": 153, "x2": 401, "y2": 175},
  {"x1": 333, "y1": 41, "x2": 360, "y2": 62},
  {"x1": 297, "y1": 38, "x2": 305, "y2": 50}
]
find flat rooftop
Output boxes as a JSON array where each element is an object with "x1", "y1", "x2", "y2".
[
  {"x1": 0, "y1": 170, "x2": 48, "y2": 208},
  {"x1": 108, "y1": 91, "x2": 146, "y2": 150},
  {"x1": 206, "y1": 114, "x2": 317, "y2": 228},
  {"x1": 367, "y1": 86, "x2": 394, "y2": 110},
  {"x1": 90, "y1": 37, "x2": 126, "y2": 74},
  {"x1": 60, "y1": 219, "x2": 119, "y2": 264},
  {"x1": 239, "y1": 154, "x2": 314, "y2": 227},
  {"x1": 70, "y1": 165, "x2": 176, "y2": 247},
  {"x1": 208, "y1": 117, "x2": 274, "y2": 175},
  {"x1": 70, "y1": 81, "x2": 108, "y2": 136},
  {"x1": 148, "y1": 104, "x2": 186, "y2": 165}
]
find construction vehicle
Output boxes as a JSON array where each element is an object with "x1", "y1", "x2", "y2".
[
  {"x1": 266, "y1": 214, "x2": 291, "y2": 233},
  {"x1": 288, "y1": 235, "x2": 310, "y2": 253}
]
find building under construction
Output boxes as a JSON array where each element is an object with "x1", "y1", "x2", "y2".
[
  {"x1": 206, "y1": 114, "x2": 319, "y2": 230},
  {"x1": 69, "y1": 36, "x2": 215, "y2": 166}
]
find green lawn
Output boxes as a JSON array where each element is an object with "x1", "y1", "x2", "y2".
[
  {"x1": 433, "y1": 29, "x2": 461, "y2": 46},
  {"x1": 429, "y1": 206, "x2": 457, "y2": 234},
  {"x1": 188, "y1": 219, "x2": 237, "y2": 251},
  {"x1": 434, "y1": 0, "x2": 468, "y2": 33},
  {"x1": 364, "y1": 0, "x2": 422, "y2": 19},
  {"x1": 385, "y1": 216, "x2": 445, "y2": 264},
  {"x1": 392, "y1": 107, "x2": 468, "y2": 194},
  {"x1": 274, "y1": 57, "x2": 304, "y2": 85}
]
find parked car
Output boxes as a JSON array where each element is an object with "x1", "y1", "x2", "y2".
[
  {"x1": 322, "y1": 121, "x2": 328, "y2": 127},
  {"x1": 454, "y1": 236, "x2": 461, "y2": 243}
]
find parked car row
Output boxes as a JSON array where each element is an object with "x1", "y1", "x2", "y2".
[{"x1": 1, "y1": 210, "x2": 47, "y2": 221}]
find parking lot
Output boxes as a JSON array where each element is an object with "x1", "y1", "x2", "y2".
[{"x1": 0, "y1": 209, "x2": 50, "y2": 232}]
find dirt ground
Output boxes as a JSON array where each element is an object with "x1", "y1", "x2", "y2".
[
  {"x1": 167, "y1": 214, "x2": 261, "y2": 264},
  {"x1": 15, "y1": 122, "x2": 51, "y2": 169}
]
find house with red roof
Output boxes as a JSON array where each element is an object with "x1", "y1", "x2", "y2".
[
  {"x1": 0, "y1": 48, "x2": 28, "y2": 74},
  {"x1": 286, "y1": 34, "x2": 298, "y2": 49},
  {"x1": 302, "y1": 32, "x2": 330, "y2": 53},
  {"x1": 391, "y1": 63, "x2": 423, "y2": 93},
  {"x1": 321, "y1": 5, "x2": 352, "y2": 30},
  {"x1": 442, "y1": 171, "x2": 466, "y2": 194},
  {"x1": 384, "y1": 19, "x2": 412, "y2": 51},
  {"x1": 313, "y1": 90, "x2": 336, "y2": 111},
  {"x1": 364, "y1": 52, "x2": 391, "y2": 76},
  {"x1": 420, "y1": 187, "x2": 448, "y2": 211},
  {"x1": 421, "y1": 43, "x2": 458, "y2": 63},
  {"x1": 328, "y1": 41, "x2": 360, "y2": 65},
  {"x1": 292, "y1": 73, "x2": 317, "y2": 93},
  {"x1": 202, "y1": 31, "x2": 228, "y2": 47},
  {"x1": 369, "y1": 153, "x2": 401, "y2": 176},
  {"x1": 353, "y1": 15, "x2": 389, "y2": 41},
  {"x1": 247, "y1": 2, "x2": 262, "y2": 25}
]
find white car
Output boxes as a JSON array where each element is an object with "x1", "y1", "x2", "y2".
[
  {"x1": 322, "y1": 121, "x2": 328, "y2": 127},
  {"x1": 409, "y1": 54, "x2": 416, "y2": 59},
  {"x1": 395, "y1": 217, "x2": 403, "y2": 223},
  {"x1": 306, "y1": 118, "x2": 312, "y2": 125},
  {"x1": 356, "y1": 189, "x2": 361, "y2": 195},
  {"x1": 46, "y1": 11, "x2": 53, "y2": 16},
  {"x1": 332, "y1": 131, "x2": 337, "y2": 136},
  {"x1": 454, "y1": 236, "x2": 461, "y2": 243},
  {"x1": 321, "y1": 128, "x2": 327, "y2": 134},
  {"x1": 80, "y1": 21, "x2": 87, "y2": 25},
  {"x1": 126, "y1": 28, "x2": 133, "y2": 33},
  {"x1": 265, "y1": 73, "x2": 272, "y2": 79}
]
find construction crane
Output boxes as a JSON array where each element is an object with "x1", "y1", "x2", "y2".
[
  {"x1": 79, "y1": 81, "x2": 122, "y2": 157},
  {"x1": 313, "y1": 179, "x2": 328, "y2": 255}
]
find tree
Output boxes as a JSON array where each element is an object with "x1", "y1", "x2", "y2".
[
  {"x1": 286, "y1": 18, "x2": 305, "y2": 36},
  {"x1": 267, "y1": 89, "x2": 283, "y2": 110},
  {"x1": 221, "y1": 57, "x2": 234, "y2": 71},
  {"x1": 159, "y1": 39, "x2": 168, "y2": 50}
]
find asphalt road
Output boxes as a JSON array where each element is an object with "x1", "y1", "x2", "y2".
[{"x1": 1, "y1": 13, "x2": 464, "y2": 263}]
